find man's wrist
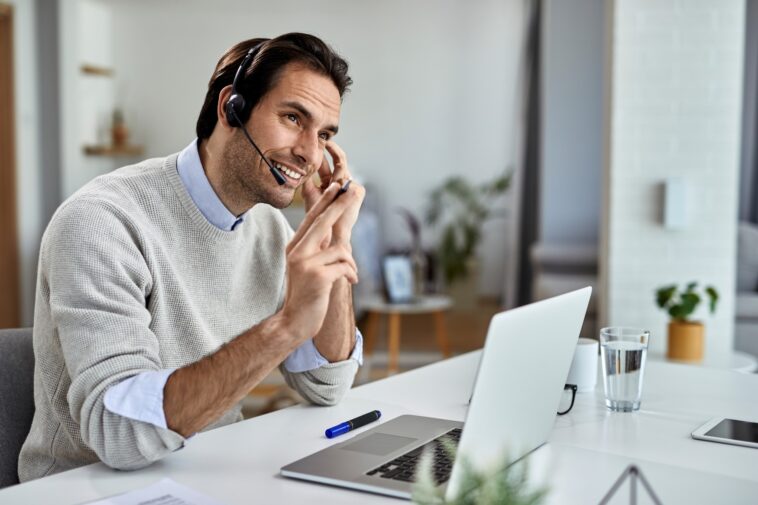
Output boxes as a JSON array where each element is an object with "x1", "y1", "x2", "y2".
[{"x1": 270, "y1": 310, "x2": 307, "y2": 346}]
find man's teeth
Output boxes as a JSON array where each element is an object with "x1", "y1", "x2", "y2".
[{"x1": 275, "y1": 163, "x2": 301, "y2": 180}]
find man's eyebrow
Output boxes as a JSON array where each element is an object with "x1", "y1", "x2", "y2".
[{"x1": 282, "y1": 100, "x2": 339, "y2": 135}]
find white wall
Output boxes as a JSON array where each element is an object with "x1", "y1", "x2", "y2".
[
  {"x1": 601, "y1": 0, "x2": 745, "y2": 355},
  {"x1": 59, "y1": 0, "x2": 120, "y2": 198},
  {"x1": 106, "y1": 0, "x2": 525, "y2": 298},
  {"x1": 10, "y1": 0, "x2": 42, "y2": 326},
  {"x1": 539, "y1": 0, "x2": 604, "y2": 245}
]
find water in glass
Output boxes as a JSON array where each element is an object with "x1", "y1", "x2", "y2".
[{"x1": 601, "y1": 340, "x2": 647, "y2": 411}]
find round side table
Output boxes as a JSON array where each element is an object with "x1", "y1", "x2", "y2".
[{"x1": 361, "y1": 294, "x2": 453, "y2": 375}]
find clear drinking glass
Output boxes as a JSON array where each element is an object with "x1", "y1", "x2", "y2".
[{"x1": 599, "y1": 327, "x2": 650, "y2": 412}]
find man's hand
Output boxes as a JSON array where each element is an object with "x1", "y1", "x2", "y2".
[
  {"x1": 282, "y1": 182, "x2": 361, "y2": 341},
  {"x1": 163, "y1": 183, "x2": 360, "y2": 438},
  {"x1": 295, "y1": 141, "x2": 363, "y2": 361},
  {"x1": 301, "y1": 141, "x2": 365, "y2": 247}
]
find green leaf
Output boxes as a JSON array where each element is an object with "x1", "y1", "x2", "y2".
[
  {"x1": 669, "y1": 305, "x2": 685, "y2": 321},
  {"x1": 656, "y1": 285, "x2": 677, "y2": 309},
  {"x1": 679, "y1": 292, "x2": 700, "y2": 319},
  {"x1": 705, "y1": 286, "x2": 719, "y2": 314},
  {"x1": 685, "y1": 281, "x2": 697, "y2": 294}
]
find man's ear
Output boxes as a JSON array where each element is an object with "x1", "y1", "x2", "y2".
[{"x1": 216, "y1": 85, "x2": 235, "y2": 129}]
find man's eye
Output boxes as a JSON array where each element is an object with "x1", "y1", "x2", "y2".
[
  {"x1": 286, "y1": 114, "x2": 298, "y2": 123},
  {"x1": 319, "y1": 132, "x2": 330, "y2": 141}
]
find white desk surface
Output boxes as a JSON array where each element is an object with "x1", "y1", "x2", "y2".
[
  {"x1": 647, "y1": 349, "x2": 758, "y2": 373},
  {"x1": 3, "y1": 352, "x2": 758, "y2": 504}
]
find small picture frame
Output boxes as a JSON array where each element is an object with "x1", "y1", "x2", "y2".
[{"x1": 382, "y1": 255, "x2": 415, "y2": 304}]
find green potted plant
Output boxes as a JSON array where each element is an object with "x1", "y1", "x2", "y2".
[
  {"x1": 412, "y1": 439, "x2": 547, "y2": 505},
  {"x1": 655, "y1": 282, "x2": 719, "y2": 361},
  {"x1": 425, "y1": 171, "x2": 510, "y2": 305}
]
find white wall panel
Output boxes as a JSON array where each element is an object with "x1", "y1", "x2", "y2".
[{"x1": 601, "y1": 0, "x2": 744, "y2": 355}]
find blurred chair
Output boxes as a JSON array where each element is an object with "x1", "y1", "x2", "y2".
[{"x1": 0, "y1": 327, "x2": 35, "y2": 489}]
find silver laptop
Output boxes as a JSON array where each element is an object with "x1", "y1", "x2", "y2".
[{"x1": 281, "y1": 287, "x2": 592, "y2": 500}]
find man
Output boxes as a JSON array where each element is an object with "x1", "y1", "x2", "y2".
[{"x1": 19, "y1": 33, "x2": 365, "y2": 481}]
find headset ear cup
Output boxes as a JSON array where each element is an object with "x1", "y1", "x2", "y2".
[{"x1": 225, "y1": 94, "x2": 246, "y2": 127}]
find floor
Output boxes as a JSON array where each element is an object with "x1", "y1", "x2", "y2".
[{"x1": 243, "y1": 298, "x2": 502, "y2": 418}]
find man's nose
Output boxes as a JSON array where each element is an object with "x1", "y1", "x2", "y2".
[{"x1": 292, "y1": 130, "x2": 321, "y2": 169}]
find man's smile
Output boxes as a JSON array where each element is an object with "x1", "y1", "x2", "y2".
[{"x1": 270, "y1": 158, "x2": 308, "y2": 186}]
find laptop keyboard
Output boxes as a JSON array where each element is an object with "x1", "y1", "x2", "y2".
[{"x1": 366, "y1": 428, "x2": 462, "y2": 485}]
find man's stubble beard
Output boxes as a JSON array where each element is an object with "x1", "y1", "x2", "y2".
[{"x1": 220, "y1": 132, "x2": 296, "y2": 211}]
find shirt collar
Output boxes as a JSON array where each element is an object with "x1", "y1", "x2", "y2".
[{"x1": 176, "y1": 138, "x2": 245, "y2": 231}]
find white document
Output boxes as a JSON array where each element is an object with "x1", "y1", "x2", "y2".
[{"x1": 85, "y1": 478, "x2": 227, "y2": 505}]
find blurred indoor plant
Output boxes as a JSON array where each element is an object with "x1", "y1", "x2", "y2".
[
  {"x1": 425, "y1": 171, "x2": 510, "y2": 304},
  {"x1": 397, "y1": 207, "x2": 429, "y2": 297},
  {"x1": 412, "y1": 439, "x2": 547, "y2": 505},
  {"x1": 655, "y1": 282, "x2": 719, "y2": 361}
]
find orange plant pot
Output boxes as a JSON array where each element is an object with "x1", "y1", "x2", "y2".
[{"x1": 666, "y1": 321, "x2": 704, "y2": 361}]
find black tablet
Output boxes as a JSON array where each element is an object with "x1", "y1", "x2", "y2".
[{"x1": 691, "y1": 417, "x2": 758, "y2": 449}]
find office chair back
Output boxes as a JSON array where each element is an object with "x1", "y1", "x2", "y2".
[{"x1": 0, "y1": 328, "x2": 35, "y2": 489}]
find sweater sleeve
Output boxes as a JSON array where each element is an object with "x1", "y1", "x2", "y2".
[
  {"x1": 280, "y1": 332, "x2": 362, "y2": 406},
  {"x1": 283, "y1": 330, "x2": 363, "y2": 372},
  {"x1": 280, "y1": 358, "x2": 360, "y2": 406},
  {"x1": 43, "y1": 198, "x2": 186, "y2": 470}
]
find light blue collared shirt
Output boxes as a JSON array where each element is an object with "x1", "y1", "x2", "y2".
[
  {"x1": 176, "y1": 138, "x2": 246, "y2": 231},
  {"x1": 103, "y1": 139, "x2": 363, "y2": 430}
]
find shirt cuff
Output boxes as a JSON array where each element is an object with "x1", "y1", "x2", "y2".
[
  {"x1": 104, "y1": 369, "x2": 176, "y2": 430},
  {"x1": 284, "y1": 329, "x2": 364, "y2": 373}
]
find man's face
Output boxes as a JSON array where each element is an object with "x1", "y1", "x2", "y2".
[{"x1": 221, "y1": 63, "x2": 341, "y2": 210}]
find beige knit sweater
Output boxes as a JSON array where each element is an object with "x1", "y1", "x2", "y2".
[{"x1": 18, "y1": 154, "x2": 358, "y2": 481}]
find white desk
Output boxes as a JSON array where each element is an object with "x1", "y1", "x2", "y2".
[{"x1": 3, "y1": 352, "x2": 758, "y2": 504}]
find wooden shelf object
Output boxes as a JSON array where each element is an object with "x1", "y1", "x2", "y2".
[
  {"x1": 80, "y1": 64, "x2": 114, "y2": 77},
  {"x1": 83, "y1": 144, "x2": 144, "y2": 157}
]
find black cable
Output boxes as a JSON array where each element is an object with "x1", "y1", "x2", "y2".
[{"x1": 229, "y1": 107, "x2": 286, "y2": 186}]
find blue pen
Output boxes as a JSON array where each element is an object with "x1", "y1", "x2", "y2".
[{"x1": 325, "y1": 410, "x2": 381, "y2": 439}]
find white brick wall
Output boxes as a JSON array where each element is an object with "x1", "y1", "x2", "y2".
[{"x1": 600, "y1": 0, "x2": 745, "y2": 356}]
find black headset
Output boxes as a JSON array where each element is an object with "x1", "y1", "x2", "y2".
[{"x1": 225, "y1": 44, "x2": 286, "y2": 185}]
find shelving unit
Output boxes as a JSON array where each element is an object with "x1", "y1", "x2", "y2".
[
  {"x1": 79, "y1": 64, "x2": 113, "y2": 77},
  {"x1": 79, "y1": 65, "x2": 144, "y2": 158},
  {"x1": 83, "y1": 145, "x2": 144, "y2": 157}
]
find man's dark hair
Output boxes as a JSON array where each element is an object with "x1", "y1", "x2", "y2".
[{"x1": 196, "y1": 32, "x2": 352, "y2": 139}]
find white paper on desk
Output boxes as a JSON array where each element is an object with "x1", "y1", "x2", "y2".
[{"x1": 85, "y1": 477, "x2": 227, "y2": 505}]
